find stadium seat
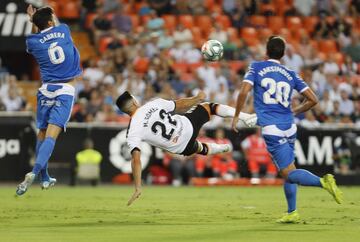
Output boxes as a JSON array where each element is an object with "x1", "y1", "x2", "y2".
[
  {"x1": 258, "y1": 28, "x2": 273, "y2": 38},
  {"x1": 47, "y1": 1, "x2": 60, "y2": 16},
  {"x1": 129, "y1": 15, "x2": 140, "y2": 28},
  {"x1": 228, "y1": 61, "x2": 244, "y2": 72},
  {"x1": 191, "y1": 27, "x2": 203, "y2": 42},
  {"x1": 60, "y1": 1, "x2": 80, "y2": 19},
  {"x1": 188, "y1": 62, "x2": 203, "y2": 73},
  {"x1": 217, "y1": 15, "x2": 231, "y2": 29},
  {"x1": 278, "y1": 28, "x2": 292, "y2": 42},
  {"x1": 179, "y1": 15, "x2": 194, "y2": 29},
  {"x1": 250, "y1": 16, "x2": 267, "y2": 28},
  {"x1": 209, "y1": 62, "x2": 220, "y2": 69},
  {"x1": 204, "y1": 0, "x2": 216, "y2": 10},
  {"x1": 99, "y1": 37, "x2": 114, "y2": 53},
  {"x1": 286, "y1": 17, "x2": 303, "y2": 32},
  {"x1": 171, "y1": 62, "x2": 189, "y2": 73},
  {"x1": 141, "y1": 15, "x2": 151, "y2": 25},
  {"x1": 303, "y1": 16, "x2": 319, "y2": 33},
  {"x1": 135, "y1": 2, "x2": 147, "y2": 13},
  {"x1": 241, "y1": 27, "x2": 258, "y2": 46},
  {"x1": 123, "y1": 4, "x2": 133, "y2": 14},
  {"x1": 333, "y1": 52, "x2": 344, "y2": 65},
  {"x1": 196, "y1": 16, "x2": 213, "y2": 35},
  {"x1": 326, "y1": 16, "x2": 336, "y2": 25},
  {"x1": 317, "y1": 52, "x2": 327, "y2": 61},
  {"x1": 318, "y1": 40, "x2": 338, "y2": 53},
  {"x1": 85, "y1": 13, "x2": 97, "y2": 29},
  {"x1": 274, "y1": 0, "x2": 293, "y2": 16},
  {"x1": 180, "y1": 72, "x2": 195, "y2": 83},
  {"x1": 227, "y1": 27, "x2": 239, "y2": 42},
  {"x1": 292, "y1": 28, "x2": 309, "y2": 41},
  {"x1": 260, "y1": 3, "x2": 276, "y2": 16},
  {"x1": 133, "y1": 57, "x2": 150, "y2": 73},
  {"x1": 212, "y1": 4, "x2": 223, "y2": 15},
  {"x1": 162, "y1": 15, "x2": 177, "y2": 31},
  {"x1": 268, "y1": 16, "x2": 284, "y2": 33},
  {"x1": 344, "y1": 16, "x2": 355, "y2": 27}
]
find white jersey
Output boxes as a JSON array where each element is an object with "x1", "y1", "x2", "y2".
[{"x1": 127, "y1": 99, "x2": 194, "y2": 154}]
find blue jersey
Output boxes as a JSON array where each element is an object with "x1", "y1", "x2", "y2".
[
  {"x1": 26, "y1": 24, "x2": 82, "y2": 83},
  {"x1": 243, "y1": 60, "x2": 308, "y2": 126}
]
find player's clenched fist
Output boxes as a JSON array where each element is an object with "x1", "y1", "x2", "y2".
[
  {"x1": 27, "y1": 5, "x2": 36, "y2": 21},
  {"x1": 196, "y1": 91, "x2": 206, "y2": 102}
]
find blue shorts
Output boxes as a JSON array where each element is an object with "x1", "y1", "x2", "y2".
[
  {"x1": 37, "y1": 84, "x2": 75, "y2": 130},
  {"x1": 262, "y1": 123, "x2": 297, "y2": 170}
]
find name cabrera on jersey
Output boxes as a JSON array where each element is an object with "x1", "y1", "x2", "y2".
[
  {"x1": 243, "y1": 60, "x2": 309, "y2": 126},
  {"x1": 26, "y1": 24, "x2": 82, "y2": 83},
  {"x1": 127, "y1": 99, "x2": 193, "y2": 154}
]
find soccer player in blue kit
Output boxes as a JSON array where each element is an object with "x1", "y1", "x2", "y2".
[
  {"x1": 16, "y1": 5, "x2": 82, "y2": 195},
  {"x1": 232, "y1": 36, "x2": 343, "y2": 223}
]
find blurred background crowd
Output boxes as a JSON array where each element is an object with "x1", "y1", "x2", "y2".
[
  {"x1": 0, "y1": 0, "x2": 359, "y2": 183},
  {"x1": 0, "y1": 0, "x2": 359, "y2": 126}
]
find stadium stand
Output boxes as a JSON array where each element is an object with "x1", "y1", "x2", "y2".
[{"x1": 0, "y1": 0, "x2": 359, "y2": 183}]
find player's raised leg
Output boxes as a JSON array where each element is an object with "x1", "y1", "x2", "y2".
[
  {"x1": 196, "y1": 141, "x2": 232, "y2": 155},
  {"x1": 277, "y1": 162, "x2": 343, "y2": 223},
  {"x1": 201, "y1": 103, "x2": 257, "y2": 127}
]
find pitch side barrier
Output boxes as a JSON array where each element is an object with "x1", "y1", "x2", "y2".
[{"x1": 0, "y1": 113, "x2": 359, "y2": 185}]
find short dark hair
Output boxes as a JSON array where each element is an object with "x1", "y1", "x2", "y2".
[
  {"x1": 266, "y1": 36, "x2": 286, "y2": 60},
  {"x1": 116, "y1": 91, "x2": 133, "y2": 113},
  {"x1": 32, "y1": 7, "x2": 54, "y2": 30}
]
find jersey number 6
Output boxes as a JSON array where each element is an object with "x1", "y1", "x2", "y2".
[
  {"x1": 48, "y1": 42, "x2": 65, "y2": 64},
  {"x1": 261, "y1": 78, "x2": 291, "y2": 108},
  {"x1": 151, "y1": 109, "x2": 177, "y2": 140}
]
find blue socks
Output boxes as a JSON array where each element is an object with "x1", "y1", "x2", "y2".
[
  {"x1": 32, "y1": 137, "x2": 56, "y2": 176},
  {"x1": 35, "y1": 140, "x2": 50, "y2": 181},
  {"x1": 287, "y1": 169, "x2": 322, "y2": 187},
  {"x1": 284, "y1": 182, "x2": 297, "y2": 213}
]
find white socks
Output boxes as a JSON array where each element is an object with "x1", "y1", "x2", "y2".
[
  {"x1": 205, "y1": 143, "x2": 232, "y2": 155},
  {"x1": 215, "y1": 104, "x2": 251, "y2": 121}
]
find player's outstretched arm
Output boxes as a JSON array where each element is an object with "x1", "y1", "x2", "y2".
[
  {"x1": 232, "y1": 82, "x2": 253, "y2": 132},
  {"x1": 292, "y1": 88, "x2": 318, "y2": 115},
  {"x1": 174, "y1": 91, "x2": 206, "y2": 113},
  {"x1": 127, "y1": 149, "x2": 142, "y2": 206},
  {"x1": 27, "y1": 5, "x2": 38, "y2": 34}
]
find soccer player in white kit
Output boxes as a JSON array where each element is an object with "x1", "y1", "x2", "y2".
[{"x1": 115, "y1": 91, "x2": 257, "y2": 205}]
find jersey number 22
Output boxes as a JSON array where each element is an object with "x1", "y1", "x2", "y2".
[
  {"x1": 261, "y1": 78, "x2": 291, "y2": 107},
  {"x1": 48, "y1": 42, "x2": 65, "y2": 64},
  {"x1": 151, "y1": 109, "x2": 177, "y2": 140}
]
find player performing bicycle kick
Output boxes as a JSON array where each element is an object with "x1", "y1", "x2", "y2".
[{"x1": 115, "y1": 91, "x2": 257, "y2": 205}]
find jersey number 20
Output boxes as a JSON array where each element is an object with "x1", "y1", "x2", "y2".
[
  {"x1": 48, "y1": 42, "x2": 65, "y2": 64},
  {"x1": 151, "y1": 109, "x2": 177, "y2": 140},
  {"x1": 261, "y1": 78, "x2": 291, "y2": 107}
]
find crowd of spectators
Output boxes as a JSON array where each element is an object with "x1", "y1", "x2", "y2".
[
  {"x1": 0, "y1": 0, "x2": 359, "y2": 126},
  {"x1": 68, "y1": 0, "x2": 360, "y2": 127}
]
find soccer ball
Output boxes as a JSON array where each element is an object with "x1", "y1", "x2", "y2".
[{"x1": 201, "y1": 40, "x2": 224, "y2": 62}]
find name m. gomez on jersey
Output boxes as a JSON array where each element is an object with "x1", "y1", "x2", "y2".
[{"x1": 126, "y1": 99, "x2": 194, "y2": 154}]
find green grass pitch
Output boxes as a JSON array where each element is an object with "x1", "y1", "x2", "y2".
[{"x1": 0, "y1": 186, "x2": 359, "y2": 242}]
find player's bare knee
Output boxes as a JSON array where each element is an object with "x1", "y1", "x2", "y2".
[
  {"x1": 45, "y1": 124, "x2": 63, "y2": 140},
  {"x1": 37, "y1": 129, "x2": 47, "y2": 140},
  {"x1": 201, "y1": 102, "x2": 219, "y2": 116},
  {"x1": 199, "y1": 103, "x2": 211, "y2": 118},
  {"x1": 280, "y1": 162, "x2": 296, "y2": 179}
]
